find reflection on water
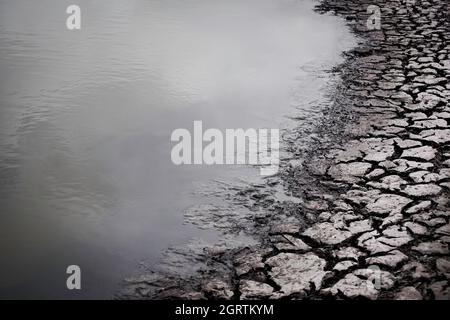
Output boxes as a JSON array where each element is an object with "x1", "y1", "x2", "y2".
[{"x1": 0, "y1": 0, "x2": 354, "y2": 298}]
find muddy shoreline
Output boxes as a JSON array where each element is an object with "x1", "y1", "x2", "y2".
[{"x1": 120, "y1": 0, "x2": 450, "y2": 300}]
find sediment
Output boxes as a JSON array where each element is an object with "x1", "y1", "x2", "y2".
[{"x1": 120, "y1": 0, "x2": 450, "y2": 300}]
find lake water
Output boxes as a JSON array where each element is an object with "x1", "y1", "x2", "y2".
[{"x1": 0, "y1": 0, "x2": 354, "y2": 298}]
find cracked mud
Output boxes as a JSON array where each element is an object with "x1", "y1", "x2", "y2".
[{"x1": 120, "y1": 0, "x2": 450, "y2": 300}]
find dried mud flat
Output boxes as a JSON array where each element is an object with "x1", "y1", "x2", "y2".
[{"x1": 119, "y1": 0, "x2": 450, "y2": 300}]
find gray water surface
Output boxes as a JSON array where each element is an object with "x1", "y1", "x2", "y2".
[{"x1": 0, "y1": 0, "x2": 355, "y2": 298}]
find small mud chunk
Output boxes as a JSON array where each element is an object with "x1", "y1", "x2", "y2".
[
  {"x1": 302, "y1": 222, "x2": 352, "y2": 245},
  {"x1": 322, "y1": 269, "x2": 395, "y2": 300},
  {"x1": 239, "y1": 280, "x2": 274, "y2": 300},
  {"x1": 412, "y1": 242, "x2": 449, "y2": 255},
  {"x1": 395, "y1": 287, "x2": 423, "y2": 300},
  {"x1": 265, "y1": 253, "x2": 328, "y2": 296}
]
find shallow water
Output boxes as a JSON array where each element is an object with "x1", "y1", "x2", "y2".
[{"x1": 0, "y1": 0, "x2": 354, "y2": 298}]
